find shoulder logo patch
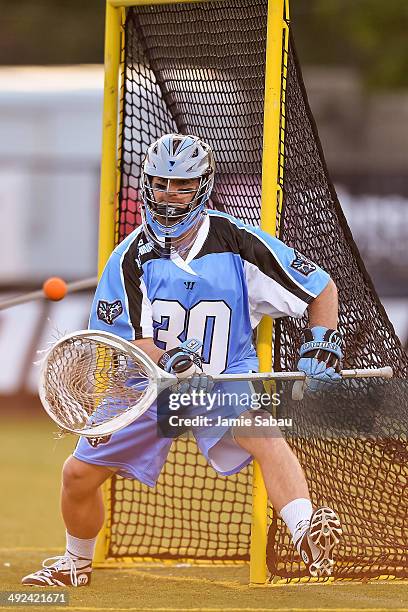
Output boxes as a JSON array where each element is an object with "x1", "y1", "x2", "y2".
[
  {"x1": 97, "y1": 300, "x2": 123, "y2": 325},
  {"x1": 290, "y1": 250, "x2": 317, "y2": 276}
]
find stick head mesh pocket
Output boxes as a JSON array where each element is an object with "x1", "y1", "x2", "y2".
[{"x1": 38, "y1": 330, "x2": 160, "y2": 436}]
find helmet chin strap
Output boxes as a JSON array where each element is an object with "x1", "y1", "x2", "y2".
[
  {"x1": 172, "y1": 210, "x2": 207, "y2": 257},
  {"x1": 142, "y1": 207, "x2": 206, "y2": 259},
  {"x1": 164, "y1": 236, "x2": 172, "y2": 257}
]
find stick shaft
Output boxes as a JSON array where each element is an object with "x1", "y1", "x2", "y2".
[
  {"x1": 0, "y1": 277, "x2": 98, "y2": 310},
  {"x1": 212, "y1": 366, "x2": 393, "y2": 383}
]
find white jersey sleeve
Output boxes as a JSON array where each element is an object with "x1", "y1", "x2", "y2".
[{"x1": 240, "y1": 224, "x2": 330, "y2": 327}]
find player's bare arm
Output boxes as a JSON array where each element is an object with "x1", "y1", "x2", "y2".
[
  {"x1": 133, "y1": 337, "x2": 164, "y2": 364},
  {"x1": 296, "y1": 276, "x2": 343, "y2": 394},
  {"x1": 307, "y1": 278, "x2": 338, "y2": 329}
]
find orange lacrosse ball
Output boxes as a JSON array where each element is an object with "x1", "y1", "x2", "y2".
[{"x1": 43, "y1": 277, "x2": 68, "y2": 301}]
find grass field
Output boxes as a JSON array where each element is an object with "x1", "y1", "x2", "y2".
[{"x1": 0, "y1": 416, "x2": 407, "y2": 611}]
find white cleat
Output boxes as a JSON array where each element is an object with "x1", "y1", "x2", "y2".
[
  {"x1": 21, "y1": 555, "x2": 92, "y2": 587},
  {"x1": 298, "y1": 507, "x2": 342, "y2": 577}
]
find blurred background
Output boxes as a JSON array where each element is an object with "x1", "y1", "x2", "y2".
[
  {"x1": 0, "y1": 0, "x2": 407, "y2": 406},
  {"x1": 0, "y1": 0, "x2": 407, "y2": 576}
]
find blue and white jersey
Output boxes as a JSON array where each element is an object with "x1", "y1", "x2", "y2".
[{"x1": 89, "y1": 210, "x2": 330, "y2": 375}]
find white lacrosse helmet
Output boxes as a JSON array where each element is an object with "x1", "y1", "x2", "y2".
[{"x1": 140, "y1": 133, "x2": 215, "y2": 256}]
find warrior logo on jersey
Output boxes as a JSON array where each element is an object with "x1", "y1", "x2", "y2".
[
  {"x1": 87, "y1": 434, "x2": 112, "y2": 448},
  {"x1": 290, "y1": 250, "x2": 317, "y2": 276},
  {"x1": 97, "y1": 300, "x2": 123, "y2": 325}
]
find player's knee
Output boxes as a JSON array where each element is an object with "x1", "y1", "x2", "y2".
[
  {"x1": 62, "y1": 457, "x2": 90, "y2": 497},
  {"x1": 235, "y1": 434, "x2": 287, "y2": 461},
  {"x1": 62, "y1": 456, "x2": 108, "y2": 498}
]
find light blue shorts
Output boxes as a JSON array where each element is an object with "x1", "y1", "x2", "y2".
[{"x1": 73, "y1": 377, "x2": 259, "y2": 486}]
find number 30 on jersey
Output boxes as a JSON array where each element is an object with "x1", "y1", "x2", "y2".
[{"x1": 152, "y1": 299, "x2": 231, "y2": 374}]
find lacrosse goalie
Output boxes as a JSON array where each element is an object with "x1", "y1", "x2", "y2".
[{"x1": 23, "y1": 134, "x2": 342, "y2": 586}]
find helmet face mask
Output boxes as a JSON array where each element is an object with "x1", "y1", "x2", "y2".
[
  {"x1": 144, "y1": 176, "x2": 203, "y2": 226},
  {"x1": 140, "y1": 134, "x2": 215, "y2": 257}
]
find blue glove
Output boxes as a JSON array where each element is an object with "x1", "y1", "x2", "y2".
[
  {"x1": 175, "y1": 372, "x2": 214, "y2": 396},
  {"x1": 157, "y1": 339, "x2": 214, "y2": 395},
  {"x1": 297, "y1": 326, "x2": 343, "y2": 394}
]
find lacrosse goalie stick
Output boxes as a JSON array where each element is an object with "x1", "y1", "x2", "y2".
[{"x1": 38, "y1": 329, "x2": 393, "y2": 437}]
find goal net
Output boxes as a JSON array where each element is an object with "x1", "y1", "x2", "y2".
[
  {"x1": 97, "y1": 0, "x2": 408, "y2": 579},
  {"x1": 267, "y1": 29, "x2": 408, "y2": 581}
]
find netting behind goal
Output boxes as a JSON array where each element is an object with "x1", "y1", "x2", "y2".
[
  {"x1": 267, "y1": 31, "x2": 408, "y2": 580},
  {"x1": 105, "y1": 1, "x2": 408, "y2": 578}
]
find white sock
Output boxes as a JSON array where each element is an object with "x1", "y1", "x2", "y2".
[
  {"x1": 65, "y1": 532, "x2": 96, "y2": 564},
  {"x1": 279, "y1": 498, "x2": 313, "y2": 552}
]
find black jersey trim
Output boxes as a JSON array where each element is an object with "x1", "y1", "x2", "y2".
[
  {"x1": 121, "y1": 233, "x2": 153, "y2": 337},
  {"x1": 196, "y1": 213, "x2": 314, "y2": 305}
]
